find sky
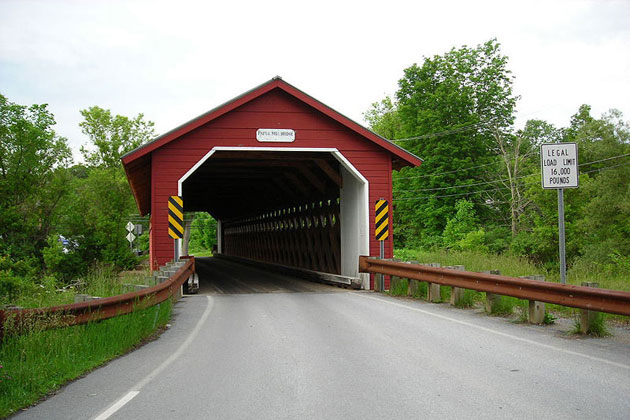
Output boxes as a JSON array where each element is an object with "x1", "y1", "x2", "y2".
[{"x1": 1, "y1": 0, "x2": 629, "y2": 160}]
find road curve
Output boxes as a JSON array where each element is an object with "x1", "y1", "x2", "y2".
[{"x1": 13, "y1": 260, "x2": 630, "y2": 420}]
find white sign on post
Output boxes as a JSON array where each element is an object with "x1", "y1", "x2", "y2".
[
  {"x1": 540, "y1": 142, "x2": 579, "y2": 285},
  {"x1": 541, "y1": 143, "x2": 579, "y2": 189},
  {"x1": 126, "y1": 232, "x2": 136, "y2": 243},
  {"x1": 126, "y1": 221, "x2": 135, "y2": 232}
]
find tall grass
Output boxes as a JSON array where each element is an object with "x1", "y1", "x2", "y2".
[
  {"x1": 0, "y1": 300, "x2": 172, "y2": 418},
  {"x1": 394, "y1": 248, "x2": 630, "y2": 292},
  {"x1": 10, "y1": 263, "x2": 152, "y2": 309},
  {"x1": 0, "y1": 263, "x2": 171, "y2": 418},
  {"x1": 393, "y1": 248, "x2": 630, "y2": 324}
]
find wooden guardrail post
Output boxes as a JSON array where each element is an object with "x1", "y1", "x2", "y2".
[
  {"x1": 387, "y1": 259, "x2": 400, "y2": 293},
  {"x1": 580, "y1": 282, "x2": 600, "y2": 334},
  {"x1": 406, "y1": 260, "x2": 420, "y2": 297},
  {"x1": 425, "y1": 263, "x2": 441, "y2": 302},
  {"x1": 520, "y1": 275, "x2": 546, "y2": 323},
  {"x1": 482, "y1": 270, "x2": 502, "y2": 313},
  {"x1": 447, "y1": 265, "x2": 465, "y2": 306}
]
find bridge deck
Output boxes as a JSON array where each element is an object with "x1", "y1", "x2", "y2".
[{"x1": 194, "y1": 257, "x2": 347, "y2": 295}]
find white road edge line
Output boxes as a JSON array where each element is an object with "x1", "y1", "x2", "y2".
[
  {"x1": 353, "y1": 292, "x2": 630, "y2": 370},
  {"x1": 91, "y1": 296, "x2": 215, "y2": 420},
  {"x1": 92, "y1": 391, "x2": 139, "y2": 420}
]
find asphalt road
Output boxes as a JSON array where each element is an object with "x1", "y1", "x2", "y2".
[{"x1": 13, "y1": 258, "x2": 630, "y2": 420}]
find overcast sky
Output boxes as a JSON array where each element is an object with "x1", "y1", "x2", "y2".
[{"x1": 1, "y1": 0, "x2": 629, "y2": 160}]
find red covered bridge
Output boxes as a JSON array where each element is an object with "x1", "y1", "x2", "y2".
[{"x1": 122, "y1": 77, "x2": 421, "y2": 289}]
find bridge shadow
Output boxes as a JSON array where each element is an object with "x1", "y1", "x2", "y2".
[{"x1": 193, "y1": 257, "x2": 348, "y2": 295}]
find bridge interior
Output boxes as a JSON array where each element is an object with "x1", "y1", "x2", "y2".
[
  {"x1": 194, "y1": 257, "x2": 347, "y2": 294},
  {"x1": 182, "y1": 150, "x2": 354, "y2": 276}
]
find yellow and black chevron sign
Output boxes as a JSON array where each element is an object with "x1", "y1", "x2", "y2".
[
  {"x1": 168, "y1": 196, "x2": 184, "y2": 239},
  {"x1": 375, "y1": 199, "x2": 389, "y2": 241}
]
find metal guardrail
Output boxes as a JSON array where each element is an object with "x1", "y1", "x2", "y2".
[
  {"x1": 359, "y1": 256, "x2": 630, "y2": 317},
  {"x1": 0, "y1": 257, "x2": 195, "y2": 337}
]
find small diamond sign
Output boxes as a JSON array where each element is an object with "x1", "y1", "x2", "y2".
[
  {"x1": 126, "y1": 221, "x2": 135, "y2": 232},
  {"x1": 126, "y1": 232, "x2": 136, "y2": 243}
]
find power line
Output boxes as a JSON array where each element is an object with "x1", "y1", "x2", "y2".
[
  {"x1": 396, "y1": 161, "x2": 497, "y2": 180},
  {"x1": 394, "y1": 152, "x2": 630, "y2": 192},
  {"x1": 390, "y1": 122, "x2": 487, "y2": 142},
  {"x1": 393, "y1": 159, "x2": 630, "y2": 201},
  {"x1": 581, "y1": 160, "x2": 630, "y2": 174},
  {"x1": 393, "y1": 186, "x2": 508, "y2": 201},
  {"x1": 394, "y1": 176, "x2": 527, "y2": 193},
  {"x1": 395, "y1": 150, "x2": 630, "y2": 182},
  {"x1": 578, "y1": 152, "x2": 630, "y2": 167}
]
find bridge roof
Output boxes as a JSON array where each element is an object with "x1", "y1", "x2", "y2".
[{"x1": 122, "y1": 77, "x2": 422, "y2": 215}]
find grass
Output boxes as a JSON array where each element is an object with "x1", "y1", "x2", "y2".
[
  {"x1": 394, "y1": 248, "x2": 630, "y2": 293},
  {"x1": 570, "y1": 311, "x2": 610, "y2": 337},
  {"x1": 0, "y1": 300, "x2": 172, "y2": 418},
  {"x1": 0, "y1": 262, "x2": 173, "y2": 418},
  {"x1": 392, "y1": 248, "x2": 630, "y2": 325},
  {"x1": 8, "y1": 263, "x2": 153, "y2": 309},
  {"x1": 453, "y1": 288, "x2": 476, "y2": 308},
  {"x1": 388, "y1": 277, "x2": 409, "y2": 296}
]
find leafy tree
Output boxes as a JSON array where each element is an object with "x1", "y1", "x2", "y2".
[
  {"x1": 80, "y1": 106, "x2": 155, "y2": 168},
  {"x1": 189, "y1": 213, "x2": 217, "y2": 253},
  {"x1": 512, "y1": 107, "x2": 630, "y2": 268},
  {"x1": 442, "y1": 199, "x2": 487, "y2": 252},
  {"x1": 388, "y1": 39, "x2": 518, "y2": 246},
  {"x1": 48, "y1": 107, "x2": 157, "y2": 274},
  {"x1": 0, "y1": 94, "x2": 72, "y2": 261},
  {"x1": 491, "y1": 119, "x2": 562, "y2": 236},
  {"x1": 363, "y1": 96, "x2": 401, "y2": 140}
]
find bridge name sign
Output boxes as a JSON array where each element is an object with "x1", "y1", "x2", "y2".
[{"x1": 256, "y1": 128, "x2": 295, "y2": 142}]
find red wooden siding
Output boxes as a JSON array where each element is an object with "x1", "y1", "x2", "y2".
[{"x1": 149, "y1": 89, "x2": 395, "y2": 270}]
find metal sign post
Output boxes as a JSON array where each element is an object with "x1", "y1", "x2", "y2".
[
  {"x1": 375, "y1": 198, "x2": 389, "y2": 291},
  {"x1": 541, "y1": 143, "x2": 578, "y2": 284},
  {"x1": 557, "y1": 189, "x2": 567, "y2": 284},
  {"x1": 168, "y1": 196, "x2": 184, "y2": 262}
]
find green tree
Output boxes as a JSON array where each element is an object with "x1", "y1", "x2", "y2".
[
  {"x1": 189, "y1": 213, "x2": 217, "y2": 253},
  {"x1": 491, "y1": 119, "x2": 562, "y2": 236},
  {"x1": 389, "y1": 39, "x2": 518, "y2": 246},
  {"x1": 48, "y1": 107, "x2": 157, "y2": 274},
  {"x1": 512, "y1": 107, "x2": 630, "y2": 268},
  {"x1": 363, "y1": 96, "x2": 401, "y2": 139},
  {"x1": 80, "y1": 106, "x2": 155, "y2": 168},
  {"x1": 0, "y1": 94, "x2": 72, "y2": 261},
  {"x1": 442, "y1": 199, "x2": 487, "y2": 252}
]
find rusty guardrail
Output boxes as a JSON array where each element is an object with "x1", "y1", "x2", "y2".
[
  {"x1": 359, "y1": 256, "x2": 630, "y2": 317},
  {"x1": 0, "y1": 257, "x2": 195, "y2": 337}
]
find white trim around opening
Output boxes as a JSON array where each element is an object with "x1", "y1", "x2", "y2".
[{"x1": 177, "y1": 146, "x2": 370, "y2": 288}]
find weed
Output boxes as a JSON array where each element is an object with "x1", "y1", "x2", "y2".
[
  {"x1": 487, "y1": 295, "x2": 516, "y2": 316},
  {"x1": 571, "y1": 311, "x2": 610, "y2": 337},
  {"x1": 410, "y1": 280, "x2": 427, "y2": 299},
  {"x1": 388, "y1": 277, "x2": 409, "y2": 296},
  {"x1": 453, "y1": 289, "x2": 476, "y2": 308},
  {"x1": 542, "y1": 312, "x2": 556, "y2": 325},
  {"x1": 0, "y1": 300, "x2": 172, "y2": 418}
]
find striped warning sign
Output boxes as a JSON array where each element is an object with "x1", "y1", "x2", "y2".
[
  {"x1": 375, "y1": 199, "x2": 389, "y2": 241},
  {"x1": 168, "y1": 196, "x2": 184, "y2": 239}
]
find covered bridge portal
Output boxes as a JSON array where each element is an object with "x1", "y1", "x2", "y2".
[{"x1": 122, "y1": 78, "x2": 421, "y2": 289}]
